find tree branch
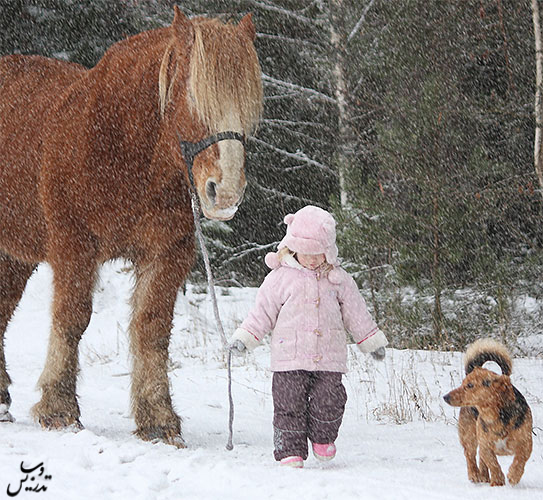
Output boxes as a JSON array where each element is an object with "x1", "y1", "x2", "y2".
[
  {"x1": 249, "y1": 136, "x2": 338, "y2": 177},
  {"x1": 347, "y1": 0, "x2": 377, "y2": 43},
  {"x1": 223, "y1": 242, "x2": 279, "y2": 265},
  {"x1": 253, "y1": 183, "x2": 327, "y2": 205},
  {"x1": 257, "y1": 32, "x2": 325, "y2": 51},
  {"x1": 262, "y1": 73, "x2": 337, "y2": 104},
  {"x1": 242, "y1": 0, "x2": 316, "y2": 26}
]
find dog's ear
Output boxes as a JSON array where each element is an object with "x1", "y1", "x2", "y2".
[
  {"x1": 494, "y1": 375, "x2": 511, "y2": 391},
  {"x1": 495, "y1": 375, "x2": 516, "y2": 403}
]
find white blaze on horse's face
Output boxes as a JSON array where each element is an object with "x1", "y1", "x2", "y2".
[
  {"x1": 197, "y1": 144, "x2": 246, "y2": 221},
  {"x1": 198, "y1": 114, "x2": 246, "y2": 221},
  {"x1": 192, "y1": 140, "x2": 246, "y2": 221},
  {"x1": 215, "y1": 139, "x2": 246, "y2": 215}
]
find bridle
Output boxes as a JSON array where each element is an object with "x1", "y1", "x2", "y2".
[{"x1": 178, "y1": 131, "x2": 245, "y2": 190}]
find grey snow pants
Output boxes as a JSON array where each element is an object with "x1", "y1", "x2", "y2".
[{"x1": 272, "y1": 370, "x2": 347, "y2": 461}]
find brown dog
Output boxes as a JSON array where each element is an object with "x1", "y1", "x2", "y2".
[{"x1": 443, "y1": 339, "x2": 532, "y2": 486}]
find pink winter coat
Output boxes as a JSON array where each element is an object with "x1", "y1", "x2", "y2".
[{"x1": 232, "y1": 254, "x2": 388, "y2": 373}]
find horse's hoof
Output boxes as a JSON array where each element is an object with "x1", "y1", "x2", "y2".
[
  {"x1": 154, "y1": 435, "x2": 187, "y2": 449},
  {"x1": 136, "y1": 426, "x2": 186, "y2": 448},
  {"x1": 164, "y1": 435, "x2": 187, "y2": 449},
  {"x1": 39, "y1": 415, "x2": 83, "y2": 431},
  {"x1": 0, "y1": 393, "x2": 14, "y2": 421},
  {"x1": 0, "y1": 406, "x2": 15, "y2": 423}
]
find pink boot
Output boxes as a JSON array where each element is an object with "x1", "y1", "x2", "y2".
[
  {"x1": 280, "y1": 456, "x2": 304, "y2": 468},
  {"x1": 312, "y1": 442, "x2": 336, "y2": 461}
]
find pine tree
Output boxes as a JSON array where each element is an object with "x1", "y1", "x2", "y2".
[
  {"x1": 0, "y1": 1, "x2": 149, "y2": 66},
  {"x1": 337, "y1": 0, "x2": 542, "y2": 348}
]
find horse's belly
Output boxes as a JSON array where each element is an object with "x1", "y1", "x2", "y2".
[
  {"x1": 0, "y1": 187, "x2": 47, "y2": 262},
  {"x1": 0, "y1": 140, "x2": 47, "y2": 261}
]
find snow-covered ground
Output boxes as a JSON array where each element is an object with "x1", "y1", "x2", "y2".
[{"x1": 1, "y1": 262, "x2": 542, "y2": 499}]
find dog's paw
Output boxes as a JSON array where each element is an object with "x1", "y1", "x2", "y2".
[
  {"x1": 479, "y1": 472, "x2": 490, "y2": 483},
  {"x1": 490, "y1": 475, "x2": 506, "y2": 487},
  {"x1": 468, "y1": 466, "x2": 489, "y2": 483},
  {"x1": 507, "y1": 472, "x2": 521, "y2": 486},
  {"x1": 469, "y1": 473, "x2": 490, "y2": 483},
  {"x1": 468, "y1": 472, "x2": 481, "y2": 483}
]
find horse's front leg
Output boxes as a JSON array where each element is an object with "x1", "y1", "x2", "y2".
[
  {"x1": 32, "y1": 257, "x2": 96, "y2": 429},
  {"x1": 0, "y1": 253, "x2": 36, "y2": 422},
  {"x1": 130, "y1": 238, "x2": 193, "y2": 447}
]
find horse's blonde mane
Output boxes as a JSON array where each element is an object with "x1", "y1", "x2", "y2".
[
  {"x1": 159, "y1": 39, "x2": 176, "y2": 118},
  {"x1": 159, "y1": 18, "x2": 263, "y2": 135}
]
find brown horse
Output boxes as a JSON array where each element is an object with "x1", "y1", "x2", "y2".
[{"x1": 0, "y1": 6, "x2": 262, "y2": 446}]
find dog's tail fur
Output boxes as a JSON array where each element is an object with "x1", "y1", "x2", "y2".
[{"x1": 464, "y1": 338, "x2": 512, "y2": 376}]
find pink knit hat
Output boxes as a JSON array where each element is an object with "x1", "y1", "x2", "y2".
[{"x1": 270, "y1": 205, "x2": 338, "y2": 266}]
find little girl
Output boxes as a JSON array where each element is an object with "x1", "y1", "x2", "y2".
[{"x1": 228, "y1": 205, "x2": 388, "y2": 468}]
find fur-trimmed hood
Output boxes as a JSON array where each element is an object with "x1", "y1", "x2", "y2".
[{"x1": 264, "y1": 251, "x2": 344, "y2": 285}]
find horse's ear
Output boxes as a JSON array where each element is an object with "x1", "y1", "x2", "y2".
[
  {"x1": 172, "y1": 6, "x2": 194, "y2": 47},
  {"x1": 238, "y1": 13, "x2": 256, "y2": 41}
]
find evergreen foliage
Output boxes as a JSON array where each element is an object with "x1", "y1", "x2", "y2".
[
  {"x1": 337, "y1": 0, "x2": 542, "y2": 348},
  {"x1": 0, "y1": 0, "x2": 142, "y2": 66},
  {"x1": 1, "y1": 1, "x2": 542, "y2": 347}
]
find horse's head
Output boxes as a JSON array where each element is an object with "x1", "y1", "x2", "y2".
[{"x1": 160, "y1": 7, "x2": 263, "y2": 221}]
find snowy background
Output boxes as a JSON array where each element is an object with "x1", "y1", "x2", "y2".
[{"x1": 1, "y1": 261, "x2": 542, "y2": 499}]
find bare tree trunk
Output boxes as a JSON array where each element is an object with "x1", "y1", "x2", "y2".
[
  {"x1": 431, "y1": 195, "x2": 444, "y2": 346},
  {"x1": 531, "y1": 0, "x2": 543, "y2": 196},
  {"x1": 328, "y1": 0, "x2": 377, "y2": 208},
  {"x1": 329, "y1": 0, "x2": 350, "y2": 208}
]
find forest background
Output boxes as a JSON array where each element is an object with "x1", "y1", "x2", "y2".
[{"x1": 1, "y1": 0, "x2": 542, "y2": 352}]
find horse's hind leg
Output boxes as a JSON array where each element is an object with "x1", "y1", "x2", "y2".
[
  {"x1": 32, "y1": 256, "x2": 97, "y2": 429},
  {"x1": 0, "y1": 253, "x2": 36, "y2": 422},
  {"x1": 130, "y1": 237, "x2": 194, "y2": 447}
]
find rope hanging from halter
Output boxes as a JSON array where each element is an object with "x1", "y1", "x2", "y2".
[{"x1": 178, "y1": 131, "x2": 244, "y2": 451}]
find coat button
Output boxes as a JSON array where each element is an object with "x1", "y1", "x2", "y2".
[
  {"x1": 314, "y1": 329, "x2": 322, "y2": 336},
  {"x1": 313, "y1": 355, "x2": 322, "y2": 362},
  {"x1": 315, "y1": 298, "x2": 320, "y2": 307}
]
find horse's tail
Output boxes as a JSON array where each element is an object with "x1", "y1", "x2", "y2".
[{"x1": 464, "y1": 338, "x2": 512, "y2": 376}]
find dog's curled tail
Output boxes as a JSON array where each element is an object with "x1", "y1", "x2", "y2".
[{"x1": 464, "y1": 338, "x2": 512, "y2": 376}]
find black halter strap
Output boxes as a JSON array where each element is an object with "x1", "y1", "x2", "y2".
[{"x1": 178, "y1": 131, "x2": 245, "y2": 189}]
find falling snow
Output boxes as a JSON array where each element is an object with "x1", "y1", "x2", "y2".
[
  {"x1": 0, "y1": 262, "x2": 541, "y2": 499},
  {"x1": 1, "y1": 2, "x2": 543, "y2": 498}
]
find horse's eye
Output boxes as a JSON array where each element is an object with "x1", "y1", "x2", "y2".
[{"x1": 466, "y1": 383, "x2": 474, "y2": 389}]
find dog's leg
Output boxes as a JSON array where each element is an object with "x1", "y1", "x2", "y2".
[
  {"x1": 507, "y1": 456, "x2": 526, "y2": 486},
  {"x1": 478, "y1": 456, "x2": 490, "y2": 483},
  {"x1": 459, "y1": 407, "x2": 481, "y2": 482},
  {"x1": 461, "y1": 439, "x2": 481, "y2": 482},
  {"x1": 479, "y1": 446, "x2": 505, "y2": 486},
  {"x1": 508, "y1": 447, "x2": 531, "y2": 485},
  {"x1": 508, "y1": 410, "x2": 533, "y2": 485}
]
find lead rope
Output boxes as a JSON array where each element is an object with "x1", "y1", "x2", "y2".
[
  {"x1": 179, "y1": 131, "x2": 244, "y2": 452},
  {"x1": 188, "y1": 189, "x2": 235, "y2": 450}
]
